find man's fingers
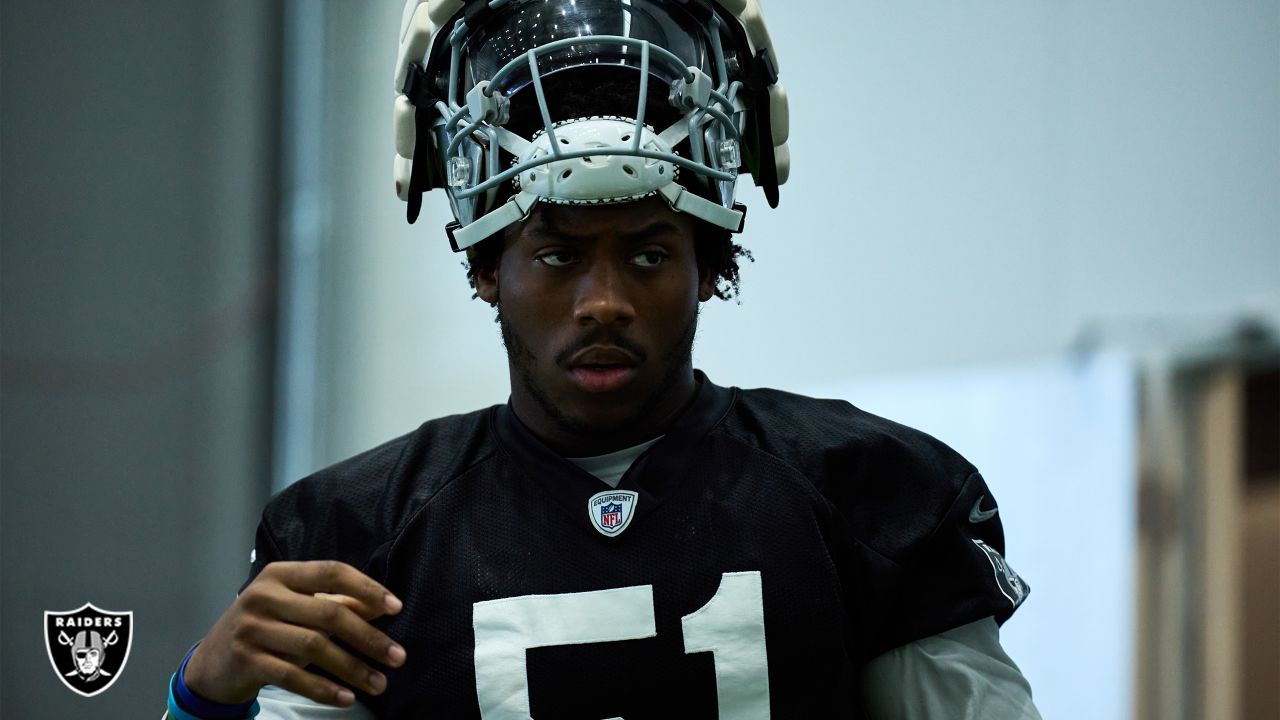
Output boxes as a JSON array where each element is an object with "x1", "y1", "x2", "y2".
[
  {"x1": 253, "y1": 621, "x2": 389, "y2": 698},
  {"x1": 280, "y1": 595, "x2": 406, "y2": 669},
  {"x1": 253, "y1": 652, "x2": 358, "y2": 708},
  {"x1": 266, "y1": 561, "x2": 402, "y2": 616},
  {"x1": 314, "y1": 592, "x2": 381, "y2": 621}
]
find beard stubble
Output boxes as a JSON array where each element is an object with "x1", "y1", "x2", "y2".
[{"x1": 496, "y1": 303, "x2": 700, "y2": 443}]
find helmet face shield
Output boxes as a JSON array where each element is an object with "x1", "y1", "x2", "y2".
[
  {"x1": 464, "y1": 0, "x2": 711, "y2": 97},
  {"x1": 394, "y1": 0, "x2": 788, "y2": 251}
]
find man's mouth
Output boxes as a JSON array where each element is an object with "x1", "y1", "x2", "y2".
[
  {"x1": 565, "y1": 346, "x2": 642, "y2": 393},
  {"x1": 568, "y1": 364, "x2": 638, "y2": 392}
]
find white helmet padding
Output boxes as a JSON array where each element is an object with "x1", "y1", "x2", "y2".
[
  {"x1": 450, "y1": 116, "x2": 742, "y2": 250},
  {"x1": 395, "y1": 0, "x2": 786, "y2": 252},
  {"x1": 519, "y1": 118, "x2": 678, "y2": 204}
]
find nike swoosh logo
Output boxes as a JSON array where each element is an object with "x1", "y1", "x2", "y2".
[{"x1": 969, "y1": 495, "x2": 998, "y2": 523}]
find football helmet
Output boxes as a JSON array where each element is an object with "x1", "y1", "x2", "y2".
[{"x1": 392, "y1": 0, "x2": 790, "y2": 252}]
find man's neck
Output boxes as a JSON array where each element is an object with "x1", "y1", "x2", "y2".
[{"x1": 510, "y1": 369, "x2": 700, "y2": 457}]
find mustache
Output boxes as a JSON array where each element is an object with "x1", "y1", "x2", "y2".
[{"x1": 555, "y1": 328, "x2": 648, "y2": 367}]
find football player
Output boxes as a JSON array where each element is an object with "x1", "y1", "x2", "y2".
[{"x1": 165, "y1": 1, "x2": 1041, "y2": 718}]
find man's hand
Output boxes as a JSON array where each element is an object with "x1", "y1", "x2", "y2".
[{"x1": 182, "y1": 561, "x2": 406, "y2": 708}]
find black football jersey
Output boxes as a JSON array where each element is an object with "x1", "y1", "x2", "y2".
[{"x1": 244, "y1": 371, "x2": 1028, "y2": 718}]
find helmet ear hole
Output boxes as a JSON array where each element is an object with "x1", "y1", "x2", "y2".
[
  {"x1": 561, "y1": 169, "x2": 573, "y2": 179},
  {"x1": 623, "y1": 165, "x2": 636, "y2": 176}
]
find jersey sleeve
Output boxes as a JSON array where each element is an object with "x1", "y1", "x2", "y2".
[
  {"x1": 237, "y1": 425, "x2": 421, "y2": 595},
  {"x1": 879, "y1": 471, "x2": 1029, "y2": 650},
  {"x1": 860, "y1": 617, "x2": 1041, "y2": 719},
  {"x1": 240, "y1": 513, "x2": 288, "y2": 594}
]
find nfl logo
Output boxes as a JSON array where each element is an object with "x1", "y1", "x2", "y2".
[
  {"x1": 601, "y1": 503, "x2": 623, "y2": 528},
  {"x1": 587, "y1": 490, "x2": 638, "y2": 537}
]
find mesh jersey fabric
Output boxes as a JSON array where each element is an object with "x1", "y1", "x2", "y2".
[{"x1": 243, "y1": 370, "x2": 1028, "y2": 718}]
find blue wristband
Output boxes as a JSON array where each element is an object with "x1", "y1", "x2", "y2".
[
  {"x1": 169, "y1": 673, "x2": 260, "y2": 720},
  {"x1": 169, "y1": 644, "x2": 260, "y2": 720}
]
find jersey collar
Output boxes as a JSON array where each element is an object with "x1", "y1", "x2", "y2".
[{"x1": 492, "y1": 369, "x2": 735, "y2": 535}]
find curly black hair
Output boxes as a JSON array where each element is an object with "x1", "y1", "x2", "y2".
[{"x1": 459, "y1": 67, "x2": 753, "y2": 301}]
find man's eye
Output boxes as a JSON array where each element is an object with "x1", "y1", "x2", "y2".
[
  {"x1": 631, "y1": 250, "x2": 669, "y2": 268},
  {"x1": 536, "y1": 250, "x2": 576, "y2": 267}
]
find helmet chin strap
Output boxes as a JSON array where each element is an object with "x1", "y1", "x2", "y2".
[
  {"x1": 655, "y1": 182, "x2": 745, "y2": 232},
  {"x1": 449, "y1": 179, "x2": 745, "y2": 252},
  {"x1": 452, "y1": 190, "x2": 540, "y2": 251}
]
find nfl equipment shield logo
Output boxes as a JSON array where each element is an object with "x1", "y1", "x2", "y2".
[
  {"x1": 587, "y1": 490, "x2": 638, "y2": 537},
  {"x1": 600, "y1": 503, "x2": 623, "y2": 527},
  {"x1": 44, "y1": 602, "x2": 133, "y2": 697}
]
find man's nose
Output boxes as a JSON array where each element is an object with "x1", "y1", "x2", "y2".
[{"x1": 573, "y1": 260, "x2": 635, "y2": 326}]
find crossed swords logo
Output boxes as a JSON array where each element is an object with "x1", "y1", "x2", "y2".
[{"x1": 44, "y1": 603, "x2": 133, "y2": 697}]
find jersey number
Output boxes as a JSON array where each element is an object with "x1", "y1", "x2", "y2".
[{"x1": 472, "y1": 571, "x2": 770, "y2": 719}]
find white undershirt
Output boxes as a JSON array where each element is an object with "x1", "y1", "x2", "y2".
[{"x1": 565, "y1": 436, "x2": 663, "y2": 488}]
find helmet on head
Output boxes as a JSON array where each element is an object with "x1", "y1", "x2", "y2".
[
  {"x1": 72, "y1": 631, "x2": 106, "y2": 674},
  {"x1": 392, "y1": 0, "x2": 790, "y2": 252}
]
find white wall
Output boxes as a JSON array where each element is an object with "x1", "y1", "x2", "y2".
[
  {"x1": 309, "y1": 0, "x2": 1279, "y2": 463},
  {"x1": 811, "y1": 352, "x2": 1138, "y2": 720}
]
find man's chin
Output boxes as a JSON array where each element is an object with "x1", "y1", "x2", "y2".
[{"x1": 555, "y1": 401, "x2": 643, "y2": 437}]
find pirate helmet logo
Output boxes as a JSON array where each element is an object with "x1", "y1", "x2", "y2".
[{"x1": 44, "y1": 602, "x2": 133, "y2": 697}]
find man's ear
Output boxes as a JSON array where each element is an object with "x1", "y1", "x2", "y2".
[
  {"x1": 475, "y1": 263, "x2": 499, "y2": 305},
  {"x1": 697, "y1": 268, "x2": 716, "y2": 302}
]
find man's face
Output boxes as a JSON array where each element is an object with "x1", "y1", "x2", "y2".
[
  {"x1": 76, "y1": 648, "x2": 101, "y2": 675},
  {"x1": 475, "y1": 196, "x2": 714, "y2": 454}
]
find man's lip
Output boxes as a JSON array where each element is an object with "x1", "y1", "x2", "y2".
[
  {"x1": 566, "y1": 345, "x2": 640, "y2": 368},
  {"x1": 567, "y1": 365, "x2": 638, "y2": 393},
  {"x1": 564, "y1": 345, "x2": 642, "y2": 392}
]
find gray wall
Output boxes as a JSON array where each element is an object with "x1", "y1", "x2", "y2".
[{"x1": 1, "y1": 1, "x2": 280, "y2": 716}]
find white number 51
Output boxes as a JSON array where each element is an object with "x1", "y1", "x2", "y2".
[{"x1": 473, "y1": 571, "x2": 770, "y2": 719}]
